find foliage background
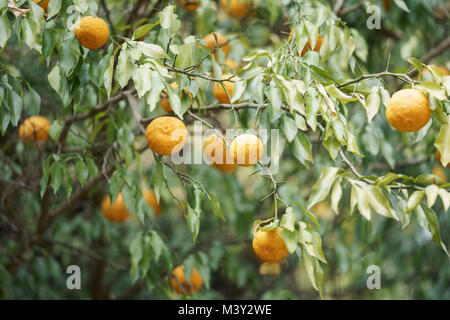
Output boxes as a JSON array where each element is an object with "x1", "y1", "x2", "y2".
[{"x1": 0, "y1": 0, "x2": 449, "y2": 299}]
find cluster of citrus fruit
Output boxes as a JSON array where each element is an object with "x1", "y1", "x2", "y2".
[{"x1": 177, "y1": 0, "x2": 251, "y2": 19}]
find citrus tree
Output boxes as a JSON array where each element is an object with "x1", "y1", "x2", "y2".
[{"x1": 0, "y1": 0, "x2": 449, "y2": 299}]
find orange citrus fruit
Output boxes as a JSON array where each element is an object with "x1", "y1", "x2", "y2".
[
  {"x1": 145, "y1": 116, "x2": 188, "y2": 155},
  {"x1": 230, "y1": 133, "x2": 264, "y2": 167},
  {"x1": 19, "y1": 116, "x2": 51, "y2": 142},
  {"x1": 33, "y1": 0, "x2": 50, "y2": 12},
  {"x1": 220, "y1": 0, "x2": 250, "y2": 18},
  {"x1": 385, "y1": 89, "x2": 431, "y2": 132},
  {"x1": 161, "y1": 83, "x2": 193, "y2": 112},
  {"x1": 143, "y1": 190, "x2": 162, "y2": 217},
  {"x1": 203, "y1": 32, "x2": 230, "y2": 57},
  {"x1": 177, "y1": 0, "x2": 201, "y2": 11},
  {"x1": 74, "y1": 16, "x2": 109, "y2": 50},
  {"x1": 432, "y1": 165, "x2": 447, "y2": 182},
  {"x1": 101, "y1": 192, "x2": 131, "y2": 223},
  {"x1": 213, "y1": 75, "x2": 235, "y2": 103},
  {"x1": 224, "y1": 59, "x2": 239, "y2": 71},
  {"x1": 170, "y1": 265, "x2": 203, "y2": 294},
  {"x1": 203, "y1": 133, "x2": 237, "y2": 173},
  {"x1": 253, "y1": 227, "x2": 289, "y2": 263},
  {"x1": 289, "y1": 30, "x2": 323, "y2": 57}
]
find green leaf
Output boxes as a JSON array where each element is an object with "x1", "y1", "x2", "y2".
[
  {"x1": 434, "y1": 119, "x2": 450, "y2": 167},
  {"x1": 330, "y1": 179, "x2": 342, "y2": 214},
  {"x1": 208, "y1": 192, "x2": 226, "y2": 221},
  {"x1": 48, "y1": 65, "x2": 61, "y2": 94},
  {"x1": 58, "y1": 39, "x2": 80, "y2": 76},
  {"x1": 425, "y1": 185, "x2": 439, "y2": 207},
  {"x1": 136, "y1": 41, "x2": 170, "y2": 59},
  {"x1": 7, "y1": 89, "x2": 22, "y2": 126},
  {"x1": 408, "y1": 58, "x2": 423, "y2": 72},
  {"x1": 307, "y1": 167, "x2": 340, "y2": 209},
  {"x1": 159, "y1": 5, "x2": 181, "y2": 37},
  {"x1": 405, "y1": 190, "x2": 425, "y2": 213},
  {"x1": 103, "y1": 54, "x2": 115, "y2": 98},
  {"x1": 282, "y1": 116, "x2": 297, "y2": 142},
  {"x1": 0, "y1": 14, "x2": 11, "y2": 49},
  {"x1": 415, "y1": 82, "x2": 445, "y2": 101},
  {"x1": 291, "y1": 132, "x2": 313, "y2": 164},
  {"x1": 152, "y1": 161, "x2": 165, "y2": 203},
  {"x1": 416, "y1": 205, "x2": 448, "y2": 254},
  {"x1": 365, "y1": 185, "x2": 397, "y2": 220},
  {"x1": 47, "y1": 0, "x2": 62, "y2": 19},
  {"x1": 350, "y1": 182, "x2": 371, "y2": 220},
  {"x1": 184, "y1": 202, "x2": 200, "y2": 244},
  {"x1": 49, "y1": 121, "x2": 62, "y2": 142},
  {"x1": 365, "y1": 92, "x2": 380, "y2": 123},
  {"x1": 279, "y1": 228, "x2": 298, "y2": 254},
  {"x1": 132, "y1": 23, "x2": 157, "y2": 40},
  {"x1": 75, "y1": 160, "x2": 89, "y2": 187},
  {"x1": 50, "y1": 161, "x2": 64, "y2": 194},
  {"x1": 393, "y1": 0, "x2": 410, "y2": 12},
  {"x1": 280, "y1": 207, "x2": 295, "y2": 231}
]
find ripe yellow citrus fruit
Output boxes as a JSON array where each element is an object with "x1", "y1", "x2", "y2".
[
  {"x1": 161, "y1": 83, "x2": 193, "y2": 112},
  {"x1": 203, "y1": 133, "x2": 237, "y2": 173},
  {"x1": 101, "y1": 192, "x2": 131, "y2": 223},
  {"x1": 385, "y1": 89, "x2": 431, "y2": 132},
  {"x1": 289, "y1": 30, "x2": 323, "y2": 57},
  {"x1": 253, "y1": 227, "x2": 288, "y2": 263},
  {"x1": 230, "y1": 133, "x2": 264, "y2": 167},
  {"x1": 259, "y1": 262, "x2": 281, "y2": 275},
  {"x1": 143, "y1": 190, "x2": 162, "y2": 217},
  {"x1": 33, "y1": 0, "x2": 50, "y2": 12},
  {"x1": 177, "y1": 0, "x2": 201, "y2": 11},
  {"x1": 170, "y1": 265, "x2": 203, "y2": 294},
  {"x1": 432, "y1": 165, "x2": 447, "y2": 182},
  {"x1": 220, "y1": 0, "x2": 250, "y2": 18},
  {"x1": 311, "y1": 201, "x2": 334, "y2": 220},
  {"x1": 145, "y1": 116, "x2": 188, "y2": 155},
  {"x1": 19, "y1": 116, "x2": 51, "y2": 142},
  {"x1": 224, "y1": 59, "x2": 239, "y2": 70},
  {"x1": 213, "y1": 75, "x2": 235, "y2": 104},
  {"x1": 74, "y1": 16, "x2": 109, "y2": 50},
  {"x1": 436, "y1": 150, "x2": 450, "y2": 168},
  {"x1": 203, "y1": 32, "x2": 230, "y2": 57}
]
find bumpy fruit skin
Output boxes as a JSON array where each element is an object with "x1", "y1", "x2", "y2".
[
  {"x1": 143, "y1": 190, "x2": 162, "y2": 217},
  {"x1": 19, "y1": 116, "x2": 51, "y2": 142},
  {"x1": 33, "y1": 0, "x2": 50, "y2": 12},
  {"x1": 170, "y1": 265, "x2": 203, "y2": 294},
  {"x1": 203, "y1": 133, "x2": 237, "y2": 173},
  {"x1": 213, "y1": 74, "x2": 234, "y2": 104},
  {"x1": 101, "y1": 192, "x2": 131, "y2": 223},
  {"x1": 177, "y1": 0, "x2": 201, "y2": 11},
  {"x1": 220, "y1": 0, "x2": 250, "y2": 18},
  {"x1": 385, "y1": 89, "x2": 431, "y2": 132},
  {"x1": 289, "y1": 30, "x2": 323, "y2": 57},
  {"x1": 253, "y1": 227, "x2": 288, "y2": 263},
  {"x1": 436, "y1": 150, "x2": 450, "y2": 168},
  {"x1": 203, "y1": 32, "x2": 230, "y2": 57},
  {"x1": 74, "y1": 16, "x2": 109, "y2": 50},
  {"x1": 230, "y1": 133, "x2": 263, "y2": 167},
  {"x1": 432, "y1": 165, "x2": 447, "y2": 182},
  {"x1": 161, "y1": 83, "x2": 193, "y2": 112},
  {"x1": 145, "y1": 117, "x2": 188, "y2": 155}
]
